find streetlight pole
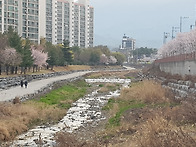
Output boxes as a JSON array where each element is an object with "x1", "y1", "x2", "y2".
[{"x1": 180, "y1": 16, "x2": 189, "y2": 32}]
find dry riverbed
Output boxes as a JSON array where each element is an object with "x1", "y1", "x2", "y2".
[{"x1": 0, "y1": 70, "x2": 135, "y2": 146}]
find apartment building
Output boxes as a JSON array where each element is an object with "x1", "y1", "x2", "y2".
[
  {"x1": 55, "y1": 0, "x2": 93, "y2": 48},
  {"x1": 89, "y1": 6, "x2": 93, "y2": 47},
  {"x1": 55, "y1": 0, "x2": 73, "y2": 45},
  {"x1": 0, "y1": 0, "x2": 94, "y2": 47},
  {"x1": 40, "y1": 0, "x2": 93, "y2": 48},
  {"x1": 0, "y1": 0, "x2": 40, "y2": 43}
]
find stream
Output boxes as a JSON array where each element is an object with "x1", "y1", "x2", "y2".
[{"x1": 10, "y1": 79, "x2": 131, "y2": 146}]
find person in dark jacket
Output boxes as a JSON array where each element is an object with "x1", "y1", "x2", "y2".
[
  {"x1": 24, "y1": 80, "x2": 28, "y2": 88},
  {"x1": 20, "y1": 80, "x2": 23, "y2": 87}
]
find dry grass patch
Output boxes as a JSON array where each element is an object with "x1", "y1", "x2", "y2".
[
  {"x1": 0, "y1": 101, "x2": 66, "y2": 141},
  {"x1": 134, "y1": 115, "x2": 196, "y2": 147},
  {"x1": 55, "y1": 132, "x2": 100, "y2": 147},
  {"x1": 98, "y1": 83, "x2": 118, "y2": 93},
  {"x1": 87, "y1": 71, "x2": 130, "y2": 79},
  {"x1": 164, "y1": 100, "x2": 196, "y2": 125},
  {"x1": 53, "y1": 65, "x2": 91, "y2": 72},
  {"x1": 120, "y1": 80, "x2": 169, "y2": 104}
]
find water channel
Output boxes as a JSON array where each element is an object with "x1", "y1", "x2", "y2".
[{"x1": 11, "y1": 79, "x2": 131, "y2": 146}]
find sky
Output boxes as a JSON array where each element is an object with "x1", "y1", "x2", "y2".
[{"x1": 90, "y1": 0, "x2": 196, "y2": 49}]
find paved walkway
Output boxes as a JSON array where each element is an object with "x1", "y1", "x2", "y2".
[
  {"x1": 0, "y1": 67, "x2": 136, "y2": 102},
  {"x1": 0, "y1": 71, "x2": 91, "y2": 102}
]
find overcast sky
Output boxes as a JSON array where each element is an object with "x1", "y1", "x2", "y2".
[{"x1": 90, "y1": 0, "x2": 196, "y2": 49}]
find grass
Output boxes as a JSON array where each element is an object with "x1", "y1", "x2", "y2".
[
  {"x1": 108, "y1": 102, "x2": 145, "y2": 127},
  {"x1": 103, "y1": 98, "x2": 145, "y2": 128},
  {"x1": 104, "y1": 80, "x2": 168, "y2": 129},
  {"x1": 39, "y1": 80, "x2": 88, "y2": 109},
  {"x1": 102, "y1": 98, "x2": 116, "y2": 111}
]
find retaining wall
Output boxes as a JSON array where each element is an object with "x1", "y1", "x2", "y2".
[
  {"x1": 162, "y1": 79, "x2": 196, "y2": 98},
  {"x1": 0, "y1": 70, "x2": 82, "y2": 90},
  {"x1": 155, "y1": 52, "x2": 196, "y2": 76},
  {"x1": 158, "y1": 60, "x2": 196, "y2": 76}
]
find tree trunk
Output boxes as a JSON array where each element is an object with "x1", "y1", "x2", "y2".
[
  {"x1": 0, "y1": 64, "x2": 1, "y2": 75},
  {"x1": 33, "y1": 65, "x2": 35, "y2": 73},
  {"x1": 21, "y1": 67, "x2": 23, "y2": 74},
  {"x1": 6, "y1": 65, "x2": 9, "y2": 75},
  {"x1": 15, "y1": 66, "x2": 18, "y2": 74},
  {"x1": 24, "y1": 67, "x2": 26, "y2": 74},
  {"x1": 11, "y1": 66, "x2": 14, "y2": 74}
]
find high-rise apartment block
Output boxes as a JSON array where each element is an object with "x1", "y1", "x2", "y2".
[
  {"x1": 0, "y1": 0, "x2": 40, "y2": 43},
  {"x1": 0, "y1": 0, "x2": 94, "y2": 48}
]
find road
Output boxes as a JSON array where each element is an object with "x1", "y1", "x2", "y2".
[{"x1": 0, "y1": 71, "x2": 91, "y2": 102}]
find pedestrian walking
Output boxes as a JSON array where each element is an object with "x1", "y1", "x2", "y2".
[
  {"x1": 20, "y1": 80, "x2": 23, "y2": 87},
  {"x1": 188, "y1": 65, "x2": 191, "y2": 73},
  {"x1": 24, "y1": 80, "x2": 28, "y2": 88}
]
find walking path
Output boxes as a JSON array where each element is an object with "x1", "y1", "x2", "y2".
[
  {"x1": 0, "y1": 66, "x2": 135, "y2": 102},
  {"x1": 0, "y1": 71, "x2": 91, "y2": 102}
]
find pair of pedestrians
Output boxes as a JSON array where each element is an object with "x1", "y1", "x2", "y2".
[{"x1": 20, "y1": 80, "x2": 28, "y2": 88}]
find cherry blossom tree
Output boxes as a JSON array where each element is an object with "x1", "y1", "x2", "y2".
[
  {"x1": 31, "y1": 45, "x2": 48, "y2": 72},
  {"x1": 100, "y1": 54, "x2": 108, "y2": 64},
  {"x1": 1, "y1": 47, "x2": 22, "y2": 75},
  {"x1": 108, "y1": 56, "x2": 117, "y2": 64},
  {"x1": 159, "y1": 28, "x2": 196, "y2": 58},
  {"x1": 0, "y1": 34, "x2": 8, "y2": 75}
]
